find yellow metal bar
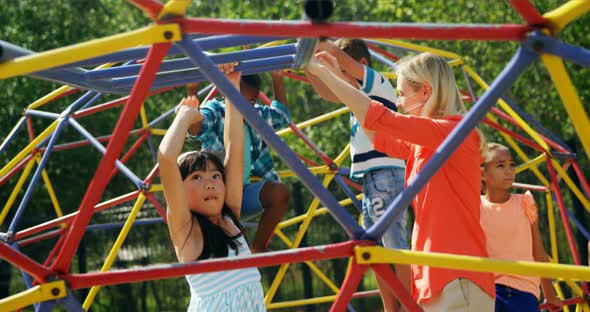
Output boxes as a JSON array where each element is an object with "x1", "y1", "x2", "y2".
[
  {"x1": 28, "y1": 86, "x2": 75, "y2": 110},
  {"x1": 541, "y1": 54, "x2": 590, "y2": 160},
  {"x1": 265, "y1": 173, "x2": 337, "y2": 304},
  {"x1": 276, "y1": 107, "x2": 349, "y2": 136},
  {"x1": 355, "y1": 246, "x2": 590, "y2": 281},
  {"x1": 515, "y1": 154, "x2": 546, "y2": 174},
  {"x1": 157, "y1": 0, "x2": 190, "y2": 19},
  {"x1": 148, "y1": 184, "x2": 163, "y2": 193},
  {"x1": 0, "y1": 156, "x2": 36, "y2": 225},
  {"x1": 268, "y1": 294, "x2": 338, "y2": 309},
  {"x1": 0, "y1": 120, "x2": 59, "y2": 179},
  {"x1": 546, "y1": 192, "x2": 559, "y2": 262},
  {"x1": 373, "y1": 39, "x2": 462, "y2": 59},
  {"x1": 259, "y1": 39, "x2": 291, "y2": 48},
  {"x1": 0, "y1": 24, "x2": 181, "y2": 79},
  {"x1": 83, "y1": 193, "x2": 147, "y2": 310},
  {"x1": 277, "y1": 194, "x2": 362, "y2": 229},
  {"x1": 139, "y1": 105, "x2": 150, "y2": 129},
  {"x1": 276, "y1": 165, "x2": 332, "y2": 179},
  {"x1": 36, "y1": 156, "x2": 65, "y2": 220},
  {"x1": 333, "y1": 143, "x2": 351, "y2": 166},
  {"x1": 543, "y1": 0, "x2": 590, "y2": 33},
  {"x1": 150, "y1": 128, "x2": 167, "y2": 136},
  {"x1": 0, "y1": 280, "x2": 66, "y2": 312},
  {"x1": 554, "y1": 282, "x2": 571, "y2": 312},
  {"x1": 463, "y1": 65, "x2": 550, "y2": 152},
  {"x1": 272, "y1": 230, "x2": 341, "y2": 293},
  {"x1": 551, "y1": 159, "x2": 590, "y2": 213}
]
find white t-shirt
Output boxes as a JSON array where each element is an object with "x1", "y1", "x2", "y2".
[{"x1": 350, "y1": 65, "x2": 405, "y2": 179}]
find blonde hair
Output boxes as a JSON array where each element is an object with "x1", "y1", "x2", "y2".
[
  {"x1": 396, "y1": 53, "x2": 465, "y2": 119},
  {"x1": 396, "y1": 52, "x2": 487, "y2": 157}
]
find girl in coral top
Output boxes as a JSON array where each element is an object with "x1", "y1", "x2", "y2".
[
  {"x1": 480, "y1": 143, "x2": 562, "y2": 312},
  {"x1": 306, "y1": 52, "x2": 495, "y2": 310}
]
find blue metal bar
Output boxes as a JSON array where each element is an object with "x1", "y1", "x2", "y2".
[
  {"x1": 293, "y1": 38, "x2": 318, "y2": 69},
  {"x1": 7, "y1": 119, "x2": 69, "y2": 235},
  {"x1": 25, "y1": 110, "x2": 61, "y2": 120},
  {"x1": 67, "y1": 119, "x2": 143, "y2": 189},
  {"x1": 62, "y1": 35, "x2": 286, "y2": 68},
  {"x1": 111, "y1": 55, "x2": 295, "y2": 89},
  {"x1": 11, "y1": 243, "x2": 36, "y2": 310},
  {"x1": 78, "y1": 92, "x2": 104, "y2": 111},
  {"x1": 524, "y1": 31, "x2": 590, "y2": 68},
  {"x1": 333, "y1": 175, "x2": 362, "y2": 212},
  {"x1": 141, "y1": 62, "x2": 293, "y2": 91},
  {"x1": 56, "y1": 289, "x2": 84, "y2": 312},
  {"x1": 86, "y1": 45, "x2": 296, "y2": 81},
  {"x1": 500, "y1": 96, "x2": 574, "y2": 154},
  {"x1": 0, "y1": 116, "x2": 26, "y2": 155},
  {"x1": 370, "y1": 49, "x2": 398, "y2": 70},
  {"x1": 86, "y1": 218, "x2": 162, "y2": 232},
  {"x1": 36, "y1": 301, "x2": 57, "y2": 312},
  {"x1": 177, "y1": 34, "x2": 364, "y2": 239},
  {"x1": 365, "y1": 46, "x2": 538, "y2": 240},
  {"x1": 461, "y1": 67, "x2": 477, "y2": 103}
]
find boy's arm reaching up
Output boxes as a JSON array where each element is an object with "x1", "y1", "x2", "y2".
[{"x1": 270, "y1": 71, "x2": 288, "y2": 105}]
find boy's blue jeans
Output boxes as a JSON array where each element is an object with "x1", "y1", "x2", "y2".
[{"x1": 361, "y1": 167, "x2": 409, "y2": 249}]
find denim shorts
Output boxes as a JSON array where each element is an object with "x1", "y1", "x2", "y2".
[
  {"x1": 361, "y1": 167, "x2": 409, "y2": 249},
  {"x1": 240, "y1": 181, "x2": 268, "y2": 221}
]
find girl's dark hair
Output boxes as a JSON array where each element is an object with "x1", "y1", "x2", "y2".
[{"x1": 178, "y1": 150, "x2": 245, "y2": 259}]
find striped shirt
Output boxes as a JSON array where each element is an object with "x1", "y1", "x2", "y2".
[
  {"x1": 189, "y1": 97, "x2": 291, "y2": 182},
  {"x1": 350, "y1": 66, "x2": 405, "y2": 179},
  {"x1": 185, "y1": 234, "x2": 262, "y2": 298}
]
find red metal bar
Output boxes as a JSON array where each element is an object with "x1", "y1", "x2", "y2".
[
  {"x1": 546, "y1": 160, "x2": 584, "y2": 267},
  {"x1": 0, "y1": 153, "x2": 34, "y2": 186},
  {"x1": 51, "y1": 43, "x2": 172, "y2": 273},
  {"x1": 490, "y1": 107, "x2": 569, "y2": 154},
  {"x1": 508, "y1": 0, "x2": 547, "y2": 26},
  {"x1": 330, "y1": 261, "x2": 367, "y2": 312},
  {"x1": 571, "y1": 160, "x2": 590, "y2": 198},
  {"x1": 539, "y1": 296, "x2": 586, "y2": 310},
  {"x1": 14, "y1": 191, "x2": 140, "y2": 241},
  {"x1": 370, "y1": 263, "x2": 422, "y2": 312},
  {"x1": 180, "y1": 18, "x2": 531, "y2": 41},
  {"x1": 106, "y1": 132, "x2": 149, "y2": 182},
  {"x1": 50, "y1": 128, "x2": 147, "y2": 153},
  {"x1": 482, "y1": 118, "x2": 546, "y2": 152},
  {"x1": 66, "y1": 240, "x2": 356, "y2": 289},
  {"x1": 143, "y1": 163, "x2": 160, "y2": 186},
  {"x1": 74, "y1": 87, "x2": 173, "y2": 119},
  {"x1": 127, "y1": 0, "x2": 164, "y2": 20},
  {"x1": 26, "y1": 116, "x2": 35, "y2": 143},
  {"x1": 366, "y1": 43, "x2": 401, "y2": 61},
  {"x1": 145, "y1": 192, "x2": 166, "y2": 222},
  {"x1": 42, "y1": 231, "x2": 68, "y2": 266},
  {"x1": 16, "y1": 227, "x2": 65, "y2": 248},
  {"x1": 0, "y1": 242, "x2": 54, "y2": 282},
  {"x1": 282, "y1": 71, "x2": 310, "y2": 83}
]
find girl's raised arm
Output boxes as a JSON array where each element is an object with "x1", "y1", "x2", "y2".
[
  {"x1": 220, "y1": 64, "x2": 245, "y2": 218},
  {"x1": 158, "y1": 96, "x2": 202, "y2": 257}
]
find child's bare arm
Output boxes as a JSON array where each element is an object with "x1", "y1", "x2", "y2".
[
  {"x1": 185, "y1": 82, "x2": 202, "y2": 136},
  {"x1": 270, "y1": 71, "x2": 288, "y2": 105},
  {"x1": 221, "y1": 64, "x2": 245, "y2": 218}
]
